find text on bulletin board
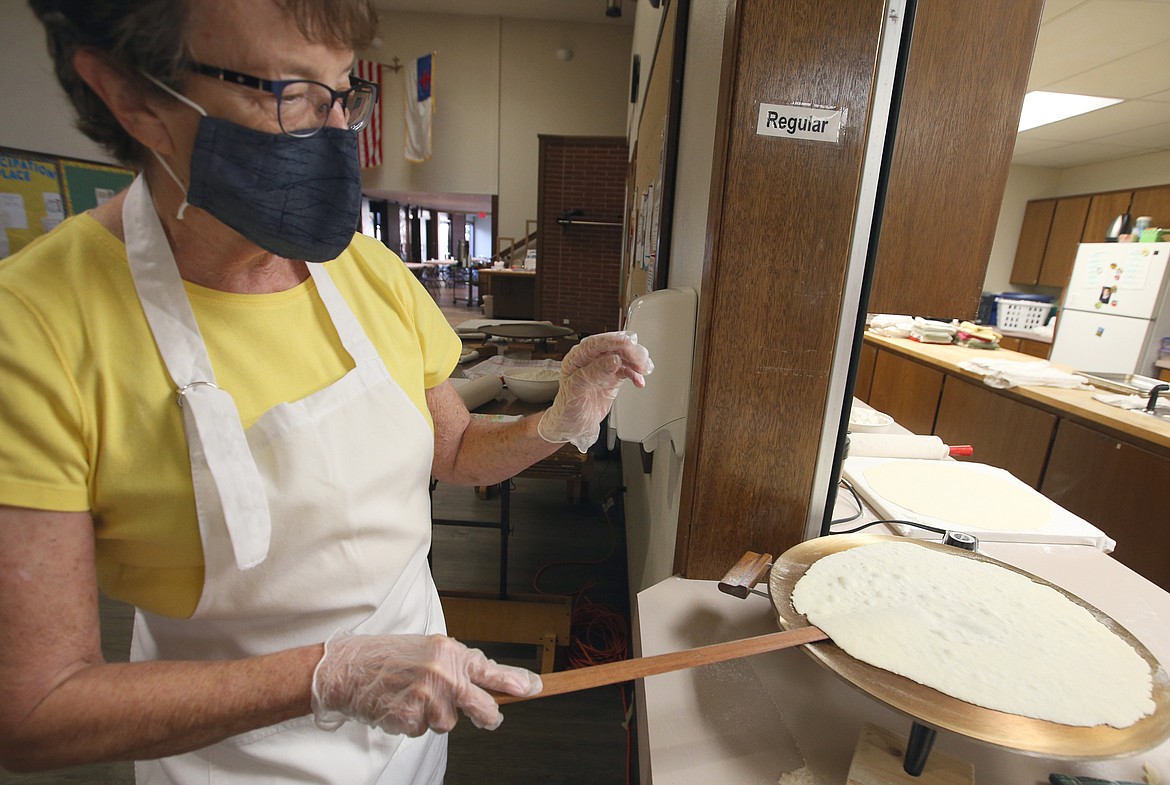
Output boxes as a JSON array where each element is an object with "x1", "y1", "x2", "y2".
[{"x1": 0, "y1": 146, "x2": 134, "y2": 259}]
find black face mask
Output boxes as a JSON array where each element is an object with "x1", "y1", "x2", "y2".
[
  {"x1": 185, "y1": 117, "x2": 361, "y2": 262},
  {"x1": 148, "y1": 76, "x2": 362, "y2": 263}
]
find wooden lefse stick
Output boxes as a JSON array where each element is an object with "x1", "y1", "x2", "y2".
[{"x1": 493, "y1": 625, "x2": 828, "y2": 705}]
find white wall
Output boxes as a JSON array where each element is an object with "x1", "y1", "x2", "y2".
[
  {"x1": 360, "y1": 13, "x2": 632, "y2": 245},
  {"x1": 1, "y1": 4, "x2": 117, "y2": 164},
  {"x1": 621, "y1": 0, "x2": 729, "y2": 595},
  {"x1": 498, "y1": 19, "x2": 633, "y2": 242},
  {"x1": 986, "y1": 151, "x2": 1170, "y2": 295},
  {"x1": 360, "y1": 13, "x2": 502, "y2": 199}
]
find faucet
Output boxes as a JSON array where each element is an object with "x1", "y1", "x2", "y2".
[{"x1": 1145, "y1": 384, "x2": 1170, "y2": 414}]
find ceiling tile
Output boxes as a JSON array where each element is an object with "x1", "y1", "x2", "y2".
[
  {"x1": 1017, "y1": 99, "x2": 1170, "y2": 143},
  {"x1": 1044, "y1": 42, "x2": 1170, "y2": 99},
  {"x1": 1011, "y1": 141, "x2": 1154, "y2": 168},
  {"x1": 1027, "y1": 0, "x2": 1170, "y2": 89}
]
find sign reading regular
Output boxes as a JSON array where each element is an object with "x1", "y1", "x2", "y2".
[{"x1": 756, "y1": 103, "x2": 843, "y2": 143}]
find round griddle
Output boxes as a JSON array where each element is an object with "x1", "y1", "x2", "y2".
[
  {"x1": 768, "y1": 534, "x2": 1170, "y2": 759},
  {"x1": 478, "y1": 323, "x2": 575, "y2": 340}
]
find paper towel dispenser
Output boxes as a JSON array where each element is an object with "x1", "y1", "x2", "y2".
[{"x1": 609, "y1": 287, "x2": 697, "y2": 456}]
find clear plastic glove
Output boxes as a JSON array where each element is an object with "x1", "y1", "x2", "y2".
[
  {"x1": 311, "y1": 631, "x2": 542, "y2": 737},
  {"x1": 537, "y1": 331, "x2": 654, "y2": 452}
]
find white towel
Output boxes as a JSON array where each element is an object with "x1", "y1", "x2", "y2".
[
  {"x1": 1092, "y1": 392, "x2": 1170, "y2": 414},
  {"x1": 960, "y1": 358, "x2": 1090, "y2": 390},
  {"x1": 868, "y1": 314, "x2": 915, "y2": 339}
]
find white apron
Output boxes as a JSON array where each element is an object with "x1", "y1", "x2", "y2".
[{"x1": 121, "y1": 176, "x2": 447, "y2": 785}]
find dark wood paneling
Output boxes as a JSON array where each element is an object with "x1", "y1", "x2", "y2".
[
  {"x1": 869, "y1": 0, "x2": 1043, "y2": 319},
  {"x1": 1038, "y1": 196, "x2": 1091, "y2": 287},
  {"x1": 867, "y1": 350, "x2": 943, "y2": 435},
  {"x1": 1041, "y1": 420, "x2": 1170, "y2": 592},
  {"x1": 1009, "y1": 199, "x2": 1055, "y2": 285},
  {"x1": 933, "y1": 376, "x2": 1056, "y2": 488},
  {"x1": 1081, "y1": 190, "x2": 1132, "y2": 243},
  {"x1": 675, "y1": 0, "x2": 888, "y2": 579}
]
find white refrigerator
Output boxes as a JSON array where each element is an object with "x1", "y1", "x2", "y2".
[{"x1": 1049, "y1": 242, "x2": 1170, "y2": 376}]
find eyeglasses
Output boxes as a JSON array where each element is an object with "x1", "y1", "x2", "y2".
[{"x1": 184, "y1": 61, "x2": 380, "y2": 138}]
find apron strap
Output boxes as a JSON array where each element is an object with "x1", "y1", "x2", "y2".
[
  {"x1": 123, "y1": 175, "x2": 272, "y2": 570},
  {"x1": 307, "y1": 263, "x2": 382, "y2": 367}
]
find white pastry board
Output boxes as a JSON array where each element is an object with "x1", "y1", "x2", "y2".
[{"x1": 841, "y1": 457, "x2": 1116, "y2": 551}]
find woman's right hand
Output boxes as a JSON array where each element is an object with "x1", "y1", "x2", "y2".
[{"x1": 310, "y1": 632, "x2": 543, "y2": 736}]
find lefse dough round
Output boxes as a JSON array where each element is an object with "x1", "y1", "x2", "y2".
[
  {"x1": 791, "y1": 542, "x2": 1155, "y2": 728},
  {"x1": 863, "y1": 460, "x2": 1052, "y2": 531}
]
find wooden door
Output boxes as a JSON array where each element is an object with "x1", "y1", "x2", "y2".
[
  {"x1": 675, "y1": 0, "x2": 1042, "y2": 579},
  {"x1": 676, "y1": 0, "x2": 889, "y2": 579},
  {"x1": 1009, "y1": 199, "x2": 1056, "y2": 285},
  {"x1": 1081, "y1": 190, "x2": 1132, "y2": 243},
  {"x1": 1037, "y1": 196, "x2": 1091, "y2": 287},
  {"x1": 933, "y1": 377, "x2": 1056, "y2": 488},
  {"x1": 867, "y1": 0, "x2": 1043, "y2": 319}
]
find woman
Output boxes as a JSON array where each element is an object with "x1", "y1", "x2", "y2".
[{"x1": 0, "y1": 1, "x2": 651, "y2": 782}]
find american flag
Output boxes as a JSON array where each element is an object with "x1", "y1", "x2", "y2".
[{"x1": 354, "y1": 58, "x2": 383, "y2": 168}]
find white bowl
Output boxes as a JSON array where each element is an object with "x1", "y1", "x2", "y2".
[
  {"x1": 849, "y1": 408, "x2": 894, "y2": 433},
  {"x1": 502, "y1": 368, "x2": 561, "y2": 404}
]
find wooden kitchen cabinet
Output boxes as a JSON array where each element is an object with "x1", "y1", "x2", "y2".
[
  {"x1": 933, "y1": 376, "x2": 1057, "y2": 488},
  {"x1": 854, "y1": 342, "x2": 877, "y2": 403},
  {"x1": 1010, "y1": 195, "x2": 1091, "y2": 287},
  {"x1": 1009, "y1": 199, "x2": 1056, "y2": 285},
  {"x1": 1080, "y1": 190, "x2": 1132, "y2": 243},
  {"x1": 1040, "y1": 419, "x2": 1170, "y2": 592},
  {"x1": 1018, "y1": 338, "x2": 1051, "y2": 359},
  {"x1": 1037, "y1": 196, "x2": 1091, "y2": 287},
  {"x1": 867, "y1": 350, "x2": 944, "y2": 435},
  {"x1": 1131, "y1": 184, "x2": 1170, "y2": 229}
]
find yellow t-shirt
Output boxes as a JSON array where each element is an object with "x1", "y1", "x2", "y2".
[{"x1": 0, "y1": 215, "x2": 460, "y2": 618}]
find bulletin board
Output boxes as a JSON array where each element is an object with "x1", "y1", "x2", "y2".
[
  {"x1": 0, "y1": 146, "x2": 134, "y2": 259},
  {"x1": 620, "y1": 0, "x2": 689, "y2": 312},
  {"x1": 0, "y1": 148, "x2": 65, "y2": 258},
  {"x1": 59, "y1": 158, "x2": 134, "y2": 215}
]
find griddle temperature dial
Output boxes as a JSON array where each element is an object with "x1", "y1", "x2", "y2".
[{"x1": 943, "y1": 530, "x2": 978, "y2": 551}]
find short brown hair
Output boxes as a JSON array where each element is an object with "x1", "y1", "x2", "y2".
[{"x1": 29, "y1": 0, "x2": 379, "y2": 169}]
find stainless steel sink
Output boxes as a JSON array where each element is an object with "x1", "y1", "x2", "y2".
[{"x1": 1075, "y1": 371, "x2": 1164, "y2": 395}]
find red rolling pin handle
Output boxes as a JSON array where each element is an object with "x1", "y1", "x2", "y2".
[{"x1": 948, "y1": 444, "x2": 974, "y2": 456}]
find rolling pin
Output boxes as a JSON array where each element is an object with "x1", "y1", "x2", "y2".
[{"x1": 849, "y1": 433, "x2": 972, "y2": 459}]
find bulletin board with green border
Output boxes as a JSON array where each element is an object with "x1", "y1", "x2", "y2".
[
  {"x1": 0, "y1": 146, "x2": 134, "y2": 259},
  {"x1": 59, "y1": 157, "x2": 134, "y2": 215}
]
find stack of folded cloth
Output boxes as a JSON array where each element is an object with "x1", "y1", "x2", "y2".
[
  {"x1": 909, "y1": 317, "x2": 957, "y2": 344},
  {"x1": 959, "y1": 358, "x2": 1090, "y2": 389},
  {"x1": 954, "y1": 321, "x2": 1001, "y2": 349},
  {"x1": 868, "y1": 314, "x2": 915, "y2": 339}
]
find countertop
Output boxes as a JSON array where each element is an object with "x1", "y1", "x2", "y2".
[{"x1": 864, "y1": 332, "x2": 1170, "y2": 454}]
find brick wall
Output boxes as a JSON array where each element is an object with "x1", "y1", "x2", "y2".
[{"x1": 536, "y1": 136, "x2": 628, "y2": 335}]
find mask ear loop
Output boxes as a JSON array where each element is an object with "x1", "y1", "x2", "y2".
[{"x1": 140, "y1": 71, "x2": 208, "y2": 221}]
